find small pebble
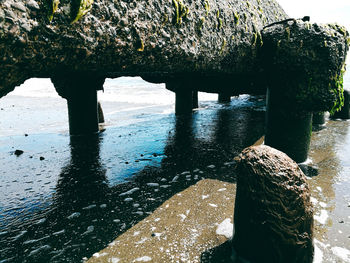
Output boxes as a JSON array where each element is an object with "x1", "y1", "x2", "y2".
[{"x1": 14, "y1": 150, "x2": 24, "y2": 156}]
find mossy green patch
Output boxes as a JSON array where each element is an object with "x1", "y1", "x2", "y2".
[
  {"x1": 48, "y1": 0, "x2": 59, "y2": 22},
  {"x1": 220, "y1": 39, "x2": 227, "y2": 54},
  {"x1": 233, "y1": 12, "x2": 239, "y2": 25},
  {"x1": 71, "y1": 0, "x2": 94, "y2": 23},
  {"x1": 204, "y1": 0, "x2": 210, "y2": 16},
  {"x1": 172, "y1": 0, "x2": 189, "y2": 25},
  {"x1": 137, "y1": 39, "x2": 144, "y2": 52},
  {"x1": 330, "y1": 66, "x2": 345, "y2": 115},
  {"x1": 285, "y1": 27, "x2": 290, "y2": 41},
  {"x1": 216, "y1": 10, "x2": 222, "y2": 30}
]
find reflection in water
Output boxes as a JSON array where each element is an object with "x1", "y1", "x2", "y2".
[
  {"x1": 0, "y1": 96, "x2": 266, "y2": 262},
  {"x1": 307, "y1": 120, "x2": 350, "y2": 252}
]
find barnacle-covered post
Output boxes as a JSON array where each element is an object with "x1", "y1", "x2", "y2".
[
  {"x1": 262, "y1": 21, "x2": 349, "y2": 162},
  {"x1": 166, "y1": 81, "x2": 198, "y2": 115},
  {"x1": 312, "y1": 112, "x2": 326, "y2": 125},
  {"x1": 218, "y1": 93, "x2": 231, "y2": 103},
  {"x1": 51, "y1": 75, "x2": 104, "y2": 135}
]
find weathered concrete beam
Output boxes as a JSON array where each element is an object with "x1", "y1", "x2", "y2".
[{"x1": 0, "y1": 0, "x2": 288, "y2": 97}]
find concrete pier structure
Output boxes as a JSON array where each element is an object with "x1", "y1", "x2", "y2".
[{"x1": 51, "y1": 75, "x2": 104, "y2": 135}]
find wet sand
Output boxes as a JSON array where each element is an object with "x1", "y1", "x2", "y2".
[{"x1": 0, "y1": 89, "x2": 265, "y2": 262}]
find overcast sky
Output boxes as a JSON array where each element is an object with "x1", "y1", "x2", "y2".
[{"x1": 277, "y1": 0, "x2": 350, "y2": 31}]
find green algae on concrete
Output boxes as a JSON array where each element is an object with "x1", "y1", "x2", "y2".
[
  {"x1": 86, "y1": 179, "x2": 236, "y2": 263},
  {"x1": 262, "y1": 20, "x2": 349, "y2": 112}
]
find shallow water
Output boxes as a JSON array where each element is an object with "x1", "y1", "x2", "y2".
[
  {"x1": 0, "y1": 93, "x2": 265, "y2": 262},
  {"x1": 0, "y1": 73, "x2": 350, "y2": 262}
]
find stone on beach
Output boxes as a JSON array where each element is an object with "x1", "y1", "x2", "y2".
[{"x1": 233, "y1": 145, "x2": 314, "y2": 263}]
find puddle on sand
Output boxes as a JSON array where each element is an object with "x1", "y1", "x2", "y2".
[{"x1": 0, "y1": 96, "x2": 266, "y2": 263}]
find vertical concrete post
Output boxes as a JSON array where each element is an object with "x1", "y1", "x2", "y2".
[
  {"x1": 51, "y1": 74, "x2": 104, "y2": 135},
  {"x1": 67, "y1": 89, "x2": 99, "y2": 135},
  {"x1": 331, "y1": 90, "x2": 350, "y2": 119},
  {"x1": 265, "y1": 89, "x2": 312, "y2": 163},
  {"x1": 98, "y1": 102, "x2": 105, "y2": 123},
  {"x1": 218, "y1": 93, "x2": 231, "y2": 103},
  {"x1": 175, "y1": 89, "x2": 193, "y2": 115},
  {"x1": 192, "y1": 91, "x2": 199, "y2": 109},
  {"x1": 312, "y1": 112, "x2": 326, "y2": 125}
]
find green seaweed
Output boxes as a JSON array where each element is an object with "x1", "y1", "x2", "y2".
[
  {"x1": 216, "y1": 10, "x2": 222, "y2": 30},
  {"x1": 71, "y1": 0, "x2": 94, "y2": 23},
  {"x1": 137, "y1": 39, "x2": 144, "y2": 52},
  {"x1": 233, "y1": 12, "x2": 239, "y2": 25},
  {"x1": 330, "y1": 66, "x2": 345, "y2": 115},
  {"x1": 48, "y1": 0, "x2": 59, "y2": 22},
  {"x1": 285, "y1": 27, "x2": 290, "y2": 41},
  {"x1": 172, "y1": 0, "x2": 189, "y2": 25},
  {"x1": 198, "y1": 16, "x2": 205, "y2": 31},
  {"x1": 220, "y1": 39, "x2": 226, "y2": 54},
  {"x1": 204, "y1": 0, "x2": 210, "y2": 16}
]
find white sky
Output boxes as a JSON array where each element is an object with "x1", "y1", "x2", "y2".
[{"x1": 277, "y1": 0, "x2": 350, "y2": 31}]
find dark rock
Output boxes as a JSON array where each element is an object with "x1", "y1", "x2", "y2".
[
  {"x1": 14, "y1": 149, "x2": 24, "y2": 156},
  {"x1": 261, "y1": 21, "x2": 349, "y2": 112},
  {"x1": 233, "y1": 145, "x2": 313, "y2": 263},
  {"x1": 39, "y1": 156, "x2": 45, "y2": 160}
]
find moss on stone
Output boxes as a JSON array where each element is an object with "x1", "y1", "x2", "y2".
[
  {"x1": 197, "y1": 16, "x2": 205, "y2": 31},
  {"x1": 172, "y1": 0, "x2": 189, "y2": 25},
  {"x1": 234, "y1": 12, "x2": 239, "y2": 25},
  {"x1": 137, "y1": 39, "x2": 144, "y2": 52},
  {"x1": 71, "y1": 0, "x2": 94, "y2": 23},
  {"x1": 329, "y1": 65, "x2": 345, "y2": 115},
  {"x1": 48, "y1": 0, "x2": 59, "y2": 22},
  {"x1": 204, "y1": 0, "x2": 210, "y2": 16},
  {"x1": 220, "y1": 39, "x2": 227, "y2": 54},
  {"x1": 285, "y1": 27, "x2": 290, "y2": 41}
]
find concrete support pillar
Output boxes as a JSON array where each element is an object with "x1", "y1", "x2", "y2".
[
  {"x1": 98, "y1": 102, "x2": 105, "y2": 123},
  {"x1": 175, "y1": 89, "x2": 193, "y2": 115},
  {"x1": 192, "y1": 91, "x2": 199, "y2": 109},
  {"x1": 312, "y1": 112, "x2": 326, "y2": 125},
  {"x1": 265, "y1": 89, "x2": 312, "y2": 163},
  {"x1": 51, "y1": 74, "x2": 104, "y2": 135},
  {"x1": 67, "y1": 88, "x2": 99, "y2": 135},
  {"x1": 330, "y1": 90, "x2": 350, "y2": 119},
  {"x1": 166, "y1": 82, "x2": 197, "y2": 115},
  {"x1": 218, "y1": 93, "x2": 231, "y2": 103}
]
